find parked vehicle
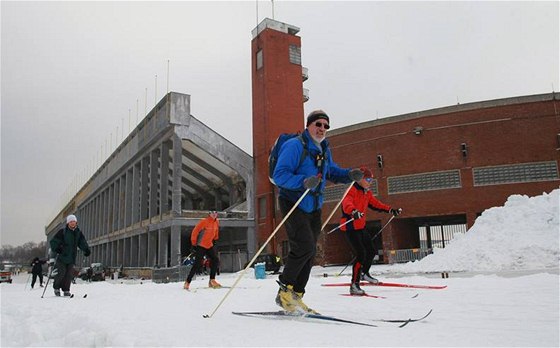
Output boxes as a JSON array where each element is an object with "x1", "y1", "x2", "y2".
[
  {"x1": 0, "y1": 271, "x2": 13, "y2": 284},
  {"x1": 78, "y1": 263, "x2": 106, "y2": 281}
]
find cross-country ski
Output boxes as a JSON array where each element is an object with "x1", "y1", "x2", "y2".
[
  {"x1": 322, "y1": 281, "x2": 447, "y2": 290},
  {"x1": 232, "y1": 310, "x2": 379, "y2": 327},
  {"x1": 231, "y1": 308, "x2": 433, "y2": 328}
]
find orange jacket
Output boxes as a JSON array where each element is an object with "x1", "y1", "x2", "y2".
[
  {"x1": 340, "y1": 183, "x2": 391, "y2": 232},
  {"x1": 191, "y1": 216, "x2": 220, "y2": 249}
]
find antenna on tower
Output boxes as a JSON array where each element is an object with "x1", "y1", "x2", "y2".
[{"x1": 271, "y1": 0, "x2": 275, "y2": 19}]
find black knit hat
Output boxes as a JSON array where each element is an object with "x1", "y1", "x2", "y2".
[{"x1": 306, "y1": 110, "x2": 330, "y2": 127}]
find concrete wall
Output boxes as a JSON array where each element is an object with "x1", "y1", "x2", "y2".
[{"x1": 45, "y1": 92, "x2": 255, "y2": 273}]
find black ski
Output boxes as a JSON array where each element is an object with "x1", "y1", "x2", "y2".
[
  {"x1": 232, "y1": 309, "x2": 433, "y2": 328},
  {"x1": 372, "y1": 309, "x2": 433, "y2": 327},
  {"x1": 232, "y1": 310, "x2": 377, "y2": 327},
  {"x1": 67, "y1": 293, "x2": 87, "y2": 298}
]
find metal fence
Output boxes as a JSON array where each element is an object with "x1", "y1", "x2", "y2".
[
  {"x1": 218, "y1": 250, "x2": 248, "y2": 273},
  {"x1": 419, "y1": 224, "x2": 467, "y2": 249},
  {"x1": 383, "y1": 223, "x2": 467, "y2": 264},
  {"x1": 152, "y1": 265, "x2": 192, "y2": 283},
  {"x1": 384, "y1": 248, "x2": 433, "y2": 264}
]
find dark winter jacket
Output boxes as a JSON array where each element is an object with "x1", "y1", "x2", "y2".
[
  {"x1": 49, "y1": 226, "x2": 90, "y2": 265},
  {"x1": 272, "y1": 129, "x2": 352, "y2": 212},
  {"x1": 30, "y1": 257, "x2": 46, "y2": 275},
  {"x1": 340, "y1": 182, "x2": 391, "y2": 232}
]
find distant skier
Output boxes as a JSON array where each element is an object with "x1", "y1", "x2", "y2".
[
  {"x1": 49, "y1": 214, "x2": 91, "y2": 296},
  {"x1": 86, "y1": 267, "x2": 93, "y2": 282},
  {"x1": 340, "y1": 166, "x2": 402, "y2": 295},
  {"x1": 183, "y1": 210, "x2": 222, "y2": 290},
  {"x1": 30, "y1": 257, "x2": 46, "y2": 288}
]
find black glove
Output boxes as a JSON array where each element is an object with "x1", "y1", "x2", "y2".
[
  {"x1": 303, "y1": 175, "x2": 320, "y2": 190},
  {"x1": 84, "y1": 249, "x2": 91, "y2": 257},
  {"x1": 348, "y1": 168, "x2": 364, "y2": 182},
  {"x1": 351, "y1": 209, "x2": 364, "y2": 220},
  {"x1": 389, "y1": 208, "x2": 402, "y2": 216},
  {"x1": 191, "y1": 246, "x2": 198, "y2": 254}
]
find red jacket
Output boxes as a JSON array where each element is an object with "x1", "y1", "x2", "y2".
[
  {"x1": 191, "y1": 216, "x2": 220, "y2": 249},
  {"x1": 340, "y1": 183, "x2": 391, "y2": 232}
]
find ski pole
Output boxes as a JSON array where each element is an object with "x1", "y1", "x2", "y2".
[
  {"x1": 321, "y1": 182, "x2": 355, "y2": 231},
  {"x1": 326, "y1": 218, "x2": 354, "y2": 235},
  {"x1": 203, "y1": 188, "x2": 311, "y2": 319},
  {"x1": 41, "y1": 255, "x2": 58, "y2": 298},
  {"x1": 370, "y1": 213, "x2": 398, "y2": 241},
  {"x1": 337, "y1": 256, "x2": 355, "y2": 276}
]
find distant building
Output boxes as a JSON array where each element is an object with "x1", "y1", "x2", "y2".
[
  {"x1": 250, "y1": 18, "x2": 560, "y2": 265},
  {"x1": 47, "y1": 18, "x2": 560, "y2": 275}
]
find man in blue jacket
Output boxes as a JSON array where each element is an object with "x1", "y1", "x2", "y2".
[{"x1": 272, "y1": 110, "x2": 363, "y2": 314}]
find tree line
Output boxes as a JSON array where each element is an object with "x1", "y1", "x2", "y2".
[{"x1": 0, "y1": 241, "x2": 48, "y2": 267}]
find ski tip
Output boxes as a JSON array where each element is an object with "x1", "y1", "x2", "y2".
[{"x1": 398, "y1": 319, "x2": 412, "y2": 328}]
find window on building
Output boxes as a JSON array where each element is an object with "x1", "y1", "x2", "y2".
[
  {"x1": 388, "y1": 170, "x2": 461, "y2": 194},
  {"x1": 473, "y1": 161, "x2": 559, "y2": 186},
  {"x1": 289, "y1": 45, "x2": 301, "y2": 65},
  {"x1": 256, "y1": 50, "x2": 263, "y2": 70}
]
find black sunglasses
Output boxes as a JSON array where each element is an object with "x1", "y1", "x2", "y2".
[{"x1": 314, "y1": 121, "x2": 330, "y2": 130}]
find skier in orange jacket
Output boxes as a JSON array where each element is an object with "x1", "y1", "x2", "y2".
[{"x1": 183, "y1": 211, "x2": 221, "y2": 290}]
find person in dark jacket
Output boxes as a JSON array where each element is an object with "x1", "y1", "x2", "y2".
[
  {"x1": 30, "y1": 257, "x2": 46, "y2": 288},
  {"x1": 49, "y1": 214, "x2": 91, "y2": 296},
  {"x1": 272, "y1": 110, "x2": 364, "y2": 314},
  {"x1": 340, "y1": 166, "x2": 402, "y2": 295}
]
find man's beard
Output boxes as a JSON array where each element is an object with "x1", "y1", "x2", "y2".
[{"x1": 310, "y1": 133, "x2": 325, "y2": 143}]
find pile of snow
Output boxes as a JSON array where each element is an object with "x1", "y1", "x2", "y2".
[{"x1": 395, "y1": 189, "x2": 559, "y2": 273}]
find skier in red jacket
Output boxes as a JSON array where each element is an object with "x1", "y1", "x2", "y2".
[{"x1": 340, "y1": 166, "x2": 402, "y2": 295}]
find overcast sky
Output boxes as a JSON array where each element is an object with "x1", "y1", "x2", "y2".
[{"x1": 1, "y1": 1, "x2": 558, "y2": 247}]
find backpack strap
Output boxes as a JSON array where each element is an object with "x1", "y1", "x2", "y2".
[{"x1": 296, "y1": 135, "x2": 308, "y2": 170}]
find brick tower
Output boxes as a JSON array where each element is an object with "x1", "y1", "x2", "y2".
[{"x1": 251, "y1": 18, "x2": 308, "y2": 255}]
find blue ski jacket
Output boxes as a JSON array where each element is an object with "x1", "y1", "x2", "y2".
[{"x1": 273, "y1": 129, "x2": 352, "y2": 213}]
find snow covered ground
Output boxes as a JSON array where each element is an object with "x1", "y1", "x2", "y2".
[{"x1": 1, "y1": 190, "x2": 558, "y2": 347}]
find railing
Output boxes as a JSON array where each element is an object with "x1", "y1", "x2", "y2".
[
  {"x1": 218, "y1": 250, "x2": 248, "y2": 273},
  {"x1": 384, "y1": 248, "x2": 433, "y2": 264}
]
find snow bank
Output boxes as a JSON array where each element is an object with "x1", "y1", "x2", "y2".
[{"x1": 395, "y1": 189, "x2": 559, "y2": 273}]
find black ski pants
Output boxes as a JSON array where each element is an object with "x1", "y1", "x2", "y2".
[
  {"x1": 186, "y1": 246, "x2": 219, "y2": 283},
  {"x1": 278, "y1": 197, "x2": 322, "y2": 294},
  {"x1": 53, "y1": 261, "x2": 75, "y2": 292},
  {"x1": 345, "y1": 229, "x2": 375, "y2": 284},
  {"x1": 31, "y1": 272, "x2": 43, "y2": 288}
]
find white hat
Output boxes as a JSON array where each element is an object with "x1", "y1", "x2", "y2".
[{"x1": 66, "y1": 214, "x2": 77, "y2": 224}]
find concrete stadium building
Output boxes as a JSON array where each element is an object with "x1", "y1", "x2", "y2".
[{"x1": 45, "y1": 93, "x2": 255, "y2": 276}]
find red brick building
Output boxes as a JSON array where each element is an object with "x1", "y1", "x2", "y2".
[{"x1": 251, "y1": 18, "x2": 560, "y2": 265}]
